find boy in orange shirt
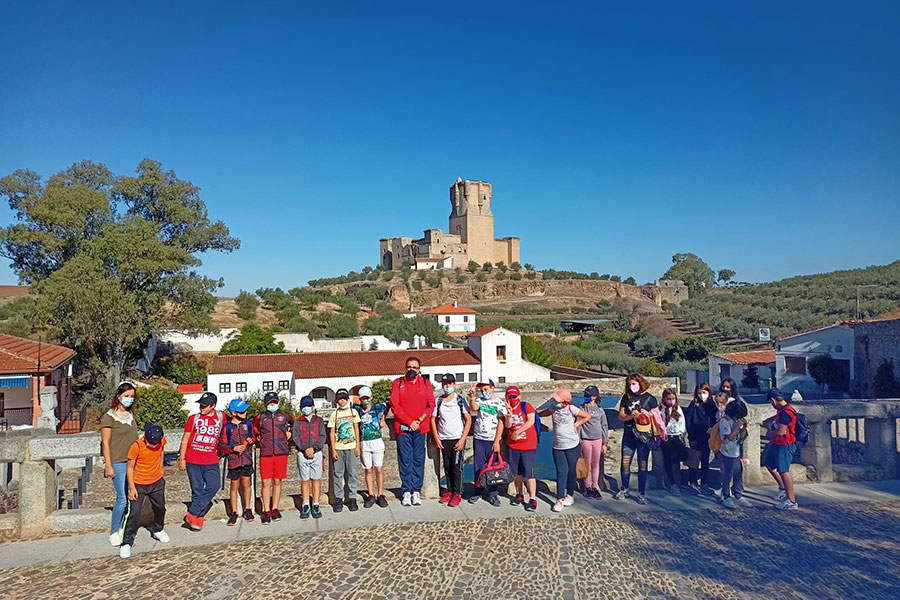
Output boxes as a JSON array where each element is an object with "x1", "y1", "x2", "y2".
[{"x1": 120, "y1": 423, "x2": 170, "y2": 558}]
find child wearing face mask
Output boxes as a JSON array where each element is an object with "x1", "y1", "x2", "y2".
[
  {"x1": 540, "y1": 388, "x2": 591, "y2": 512},
  {"x1": 119, "y1": 424, "x2": 169, "y2": 559},
  {"x1": 219, "y1": 399, "x2": 256, "y2": 526},
  {"x1": 614, "y1": 374, "x2": 658, "y2": 505},
  {"x1": 253, "y1": 392, "x2": 294, "y2": 524},
  {"x1": 468, "y1": 380, "x2": 507, "y2": 506},
  {"x1": 293, "y1": 395, "x2": 326, "y2": 519},
  {"x1": 684, "y1": 383, "x2": 718, "y2": 495},
  {"x1": 328, "y1": 388, "x2": 362, "y2": 513},
  {"x1": 355, "y1": 385, "x2": 389, "y2": 509}
]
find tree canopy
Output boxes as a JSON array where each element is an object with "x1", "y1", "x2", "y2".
[
  {"x1": 220, "y1": 324, "x2": 286, "y2": 355},
  {"x1": 662, "y1": 253, "x2": 716, "y2": 294}
]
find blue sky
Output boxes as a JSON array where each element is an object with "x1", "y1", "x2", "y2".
[{"x1": 1, "y1": 1, "x2": 898, "y2": 296}]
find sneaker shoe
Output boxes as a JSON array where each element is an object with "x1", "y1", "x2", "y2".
[
  {"x1": 401, "y1": 491, "x2": 412, "y2": 506},
  {"x1": 333, "y1": 502, "x2": 343, "y2": 513},
  {"x1": 109, "y1": 531, "x2": 121, "y2": 547},
  {"x1": 348, "y1": 499, "x2": 359, "y2": 512},
  {"x1": 411, "y1": 491, "x2": 422, "y2": 506},
  {"x1": 271, "y1": 509, "x2": 282, "y2": 521},
  {"x1": 311, "y1": 504, "x2": 322, "y2": 519},
  {"x1": 510, "y1": 494, "x2": 524, "y2": 506},
  {"x1": 376, "y1": 495, "x2": 388, "y2": 508},
  {"x1": 552, "y1": 499, "x2": 565, "y2": 512},
  {"x1": 449, "y1": 494, "x2": 462, "y2": 507},
  {"x1": 300, "y1": 504, "x2": 311, "y2": 519},
  {"x1": 468, "y1": 493, "x2": 481, "y2": 504},
  {"x1": 774, "y1": 489, "x2": 787, "y2": 501},
  {"x1": 735, "y1": 496, "x2": 753, "y2": 508},
  {"x1": 227, "y1": 512, "x2": 238, "y2": 526},
  {"x1": 488, "y1": 494, "x2": 501, "y2": 507},
  {"x1": 670, "y1": 484, "x2": 682, "y2": 497},
  {"x1": 688, "y1": 482, "x2": 702, "y2": 495},
  {"x1": 595, "y1": 491, "x2": 603, "y2": 500},
  {"x1": 364, "y1": 495, "x2": 377, "y2": 508},
  {"x1": 119, "y1": 544, "x2": 132, "y2": 559},
  {"x1": 723, "y1": 496, "x2": 736, "y2": 509},
  {"x1": 525, "y1": 498, "x2": 538, "y2": 512},
  {"x1": 562, "y1": 494, "x2": 575, "y2": 507},
  {"x1": 700, "y1": 484, "x2": 718, "y2": 496},
  {"x1": 261, "y1": 511, "x2": 271, "y2": 524},
  {"x1": 439, "y1": 492, "x2": 452, "y2": 504},
  {"x1": 613, "y1": 489, "x2": 629, "y2": 500},
  {"x1": 243, "y1": 509, "x2": 254, "y2": 522},
  {"x1": 184, "y1": 513, "x2": 202, "y2": 531},
  {"x1": 778, "y1": 500, "x2": 799, "y2": 511},
  {"x1": 196, "y1": 516, "x2": 205, "y2": 529},
  {"x1": 150, "y1": 530, "x2": 169, "y2": 543},
  {"x1": 637, "y1": 495, "x2": 649, "y2": 505},
  {"x1": 583, "y1": 488, "x2": 595, "y2": 499}
]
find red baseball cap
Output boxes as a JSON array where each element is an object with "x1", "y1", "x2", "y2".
[{"x1": 505, "y1": 386, "x2": 521, "y2": 398}]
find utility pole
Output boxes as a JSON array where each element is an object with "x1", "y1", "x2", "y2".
[{"x1": 856, "y1": 284, "x2": 878, "y2": 320}]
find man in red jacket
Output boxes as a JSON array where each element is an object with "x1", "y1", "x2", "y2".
[{"x1": 390, "y1": 356, "x2": 435, "y2": 507}]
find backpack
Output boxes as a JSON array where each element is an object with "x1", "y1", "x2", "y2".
[
  {"x1": 518, "y1": 400, "x2": 541, "y2": 443},
  {"x1": 708, "y1": 422, "x2": 724, "y2": 454},
  {"x1": 786, "y1": 406, "x2": 810, "y2": 444},
  {"x1": 436, "y1": 395, "x2": 470, "y2": 436}
]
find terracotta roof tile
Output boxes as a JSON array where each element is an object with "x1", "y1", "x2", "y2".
[
  {"x1": 425, "y1": 303, "x2": 478, "y2": 315},
  {"x1": 0, "y1": 334, "x2": 76, "y2": 375},
  {"x1": 466, "y1": 325, "x2": 501, "y2": 338},
  {"x1": 209, "y1": 348, "x2": 481, "y2": 379},
  {"x1": 711, "y1": 350, "x2": 776, "y2": 365}
]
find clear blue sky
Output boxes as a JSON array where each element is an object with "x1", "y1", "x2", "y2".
[{"x1": 1, "y1": 1, "x2": 898, "y2": 296}]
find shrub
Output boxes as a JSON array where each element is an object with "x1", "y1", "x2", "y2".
[
  {"x1": 522, "y1": 335, "x2": 553, "y2": 368},
  {"x1": 524, "y1": 272, "x2": 537, "y2": 280},
  {"x1": 664, "y1": 336, "x2": 719, "y2": 362},
  {"x1": 467, "y1": 260, "x2": 479, "y2": 274},
  {"x1": 476, "y1": 273, "x2": 487, "y2": 282},
  {"x1": 234, "y1": 290, "x2": 259, "y2": 321},
  {"x1": 873, "y1": 359, "x2": 900, "y2": 398},
  {"x1": 665, "y1": 360, "x2": 707, "y2": 379},
  {"x1": 482, "y1": 262, "x2": 493, "y2": 273},
  {"x1": 509, "y1": 272, "x2": 522, "y2": 281},
  {"x1": 134, "y1": 385, "x2": 188, "y2": 429},
  {"x1": 159, "y1": 360, "x2": 207, "y2": 385},
  {"x1": 370, "y1": 378, "x2": 393, "y2": 407},
  {"x1": 326, "y1": 314, "x2": 359, "y2": 338},
  {"x1": 220, "y1": 324, "x2": 286, "y2": 355},
  {"x1": 511, "y1": 262, "x2": 521, "y2": 271},
  {"x1": 411, "y1": 280, "x2": 423, "y2": 292},
  {"x1": 495, "y1": 272, "x2": 507, "y2": 281},
  {"x1": 638, "y1": 358, "x2": 667, "y2": 377},
  {"x1": 633, "y1": 335, "x2": 665, "y2": 358}
]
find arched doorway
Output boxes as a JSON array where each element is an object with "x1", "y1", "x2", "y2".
[
  {"x1": 382, "y1": 251, "x2": 393, "y2": 270},
  {"x1": 310, "y1": 386, "x2": 335, "y2": 409}
]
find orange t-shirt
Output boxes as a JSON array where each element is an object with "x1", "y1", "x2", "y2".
[{"x1": 127, "y1": 437, "x2": 167, "y2": 485}]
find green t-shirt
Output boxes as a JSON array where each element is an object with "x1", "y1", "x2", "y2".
[{"x1": 99, "y1": 410, "x2": 139, "y2": 464}]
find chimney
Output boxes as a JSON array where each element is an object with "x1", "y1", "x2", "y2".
[{"x1": 453, "y1": 300, "x2": 458, "y2": 308}]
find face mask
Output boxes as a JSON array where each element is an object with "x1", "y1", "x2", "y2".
[
  {"x1": 699, "y1": 392, "x2": 709, "y2": 401},
  {"x1": 443, "y1": 386, "x2": 455, "y2": 395},
  {"x1": 337, "y1": 400, "x2": 348, "y2": 408},
  {"x1": 406, "y1": 369, "x2": 417, "y2": 380},
  {"x1": 301, "y1": 406, "x2": 313, "y2": 416},
  {"x1": 266, "y1": 404, "x2": 278, "y2": 413},
  {"x1": 120, "y1": 397, "x2": 134, "y2": 408},
  {"x1": 583, "y1": 394, "x2": 592, "y2": 404},
  {"x1": 663, "y1": 397, "x2": 676, "y2": 407},
  {"x1": 479, "y1": 390, "x2": 493, "y2": 400},
  {"x1": 629, "y1": 383, "x2": 641, "y2": 394},
  {"x1": 362, "y1": 400, "x2": 372, "y2": 409},
  {"x1": 555, "y1": 402, "x2": 565, "y2": 409}
]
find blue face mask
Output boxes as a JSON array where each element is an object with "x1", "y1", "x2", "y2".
[
  {"x1": 583, "y1": 394, "x2": 592, "y2": 404},
  {"x1": 443, "y1": 386, "x2": 455, "y2": 395},
  {"x1": 266, "y1": 404, "x2": 278, "y2": 413},
  {"x1": 406, "y1": 369, "x2": 418, "y2": 380},
  {"x1": 301, "y1": 406, "x2": 312, "y2": 416},
  {"x1": 120, "y1": 397, "x2": 134, "y2": 408},
  {"x1": 555, "y1": 402, "x2": 565, "y2": 409},
  {"x1": 479, "y1": 391, "x2": 493, "y2": 400}
]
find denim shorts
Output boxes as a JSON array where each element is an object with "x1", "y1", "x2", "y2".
[{"x1": 764, "y1": 442, "x2": 796, "y2": 474}]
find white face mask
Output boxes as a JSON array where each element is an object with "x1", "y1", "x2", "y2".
[{"x1": 699, "y1": 392, "x2": 709, "y2": 401}]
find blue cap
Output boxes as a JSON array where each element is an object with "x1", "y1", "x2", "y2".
[
  {"x1": 300, "y1": 395, "x2": 315, "y2": 408},
  {"x1": 229, "y1": 398, "x2": 249, "y2": 413},
  {"x1": 144, "y1": 423, "x2": 163, "y2": 445},
  {"x1": 264, "y1": 391, "x2": 280, "y2": 404},
  {"x1": 766, "y1": 388, "x2": 785, "y2": 401}
]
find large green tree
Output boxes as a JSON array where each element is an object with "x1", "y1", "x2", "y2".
[
  {"x1": 662, "y1": 253, "x2": 716, "y2": 294},
  {"x1": 220, "y1": 324, "x2": 286, "y2": 355},
  {"x1": 0, "y1": 159, "x2": 239, "y2": 383}
]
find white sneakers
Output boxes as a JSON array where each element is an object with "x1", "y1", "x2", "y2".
[
  {"x1": 722, "y1": 497, "x2": 736, "y2": 509},
  {"x1": 411, "y1": 491, "x2": 422, "y2": 506},
  {"x1": 735, "y1": 497, "x2": 753, "y2": 508},
  {"x1": 119, "y1": 544, "x2": 132, "y2": 559},
  {"x1": 109, "y1": 531, "x2": 121, "y2": 547},
  {"x1": 552, "y1": 499, "x2": 565, "y2": 512},
  {"x1": 776, "y1": 498, "x2": 799, "y2": 510},
  {"x1": 401, "y1": 491, "x2": 412, "y2": 506},
  {"x1": 561, "y1": 494, "x2": 574, "y2": 507},
  {"x1": 774, "y1": 489, "x2": 787, "y2": 501},
  {"x1": 151, "y1": 530, "x2": 170, "y2": 543}
]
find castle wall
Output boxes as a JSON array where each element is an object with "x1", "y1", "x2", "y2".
[{"x1": 492, "y1": 237, "x2": 520, "y2": 267}]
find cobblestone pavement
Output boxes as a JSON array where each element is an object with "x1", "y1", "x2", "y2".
[{"x1": 2, "y1": 500, "x2": 899, "y2": 600}]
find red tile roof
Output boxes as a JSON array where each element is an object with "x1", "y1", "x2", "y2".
[
  {"x1": 209, "y1": 348, "x2": 481, "y2": 379},
  {"x1": 466, "y1": 325, "x2": 500, "y2": 338},
  {"x1": 425, "y1": 303, "x2": 478, "y2": 315},
  {"x1": 711, "y1": 350, "x2": 776, "y2": 365},
  {"x1": 177, "y1": 384, "x2": 204, "y2": 393},
  {"x1": 779, "y1": 321, "x2": 855, "y2": 341},
  {"x1": 0, "y1": 334, "x2": 76, "y2": 375}
]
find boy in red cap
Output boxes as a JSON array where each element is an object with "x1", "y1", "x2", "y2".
[{"x1": 503, "y1": 386, "x2": 539, "y2": 512}]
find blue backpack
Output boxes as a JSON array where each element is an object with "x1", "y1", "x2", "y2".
[{"x1": 519, "y1": 400, "x2": 541, "y2": 443}]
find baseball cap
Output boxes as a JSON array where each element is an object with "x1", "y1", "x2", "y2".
[
  {"x1": 583, "y1": 385, "x2": 600, "y2": 397},
  {"x1": 635, "y1": 412, "x2": 653, "y2": 433},
  {"x1": 766, "y1": 388, "x2": 785, "y2": 402},
  {"x1": 551, "y1": 388, "x2": 572, "y2": 404},
  {"x1": 441, "y1": 373, "x2": 456, "y2": 383},
  {"x1": 505, "y1": 385, "x2": 521, "y2": 398},
  {"x1": 264, "y1": 391, "x2": 280, "y2": 404},
  {"x1": 476, "y1": 379, "x2": 496, "y2": 388},
  {"x1": 144, "y1": 423, "x2": 164, "y2": 445},
  {"x1": 229, "y1": 398, "x2": 249, "y2": 414},
  {"x1": 299, "y1": 395, "x2": 315, "y2": 408},
  {"x1": 197, "y1": 392, "x2": 217, "y2": 406},
  {"x1": 335, "y1": 388, "x2": 350, "y2": 399},
  {"x1": 358, "y1": 386, "x2": 372, "y2": 398}
]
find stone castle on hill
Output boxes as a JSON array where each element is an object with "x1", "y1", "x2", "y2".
[{"x1": 379, "y1": 178, "x2": 520, "y2": 270}]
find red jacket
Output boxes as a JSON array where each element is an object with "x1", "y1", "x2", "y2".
[{"x1": 390, "y1": 375, "x2": 435, "y2": 435}]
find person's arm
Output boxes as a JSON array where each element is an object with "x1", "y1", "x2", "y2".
[
  {"x1": 100, "y1": 426, "x2": 115, "y2": 478},
  {"x1": 600, "y1": 409, "x2": 609, "y2": 444},
  {"x1": 329, "y1": 417, "x2": 338, "y2": 460},
  {"x1": 315, "y1": 417, "x2": 327, "y2": 453},
  {"x1": 574, "y1": 408, "x2": 591, "y2": 430},
  {"x1": 390, "y1": 379, "x2": 413, "y2": 426},
  {"x1": 126, "y1": 457, "x2": 138, "y2": 501},
  {"x1": 217, "y1": 424, "x2": 233, "y2": 455},
  {"x1": 468, "y1": 385, "x2": 480, "y2": 413},
  {"x1": 353, "y1": 419, "x2": 361, "y2": 457},
  {"x1": 178, "y1": 416, "x2": 192, "y2": 471},
  {"x1": 492, "y1": 418, "x2": 504, "y2": 453},
  {"x1": 617, "y1": 399, "x2": 633, "y2": 422},
  {"x1": 768, "y1": 412, "x2": 791, "y2": 442},
  {"x1": 430, "y1": 415, "x2": 443, "y2": 449}
]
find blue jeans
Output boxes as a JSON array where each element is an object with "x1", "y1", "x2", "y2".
[
  {"x1": 553, "y1": 445, "x2": 581, "y2": 500},
  {"x1": 186, "y1": 462, "x2": 220, "y2": 516},
  {"x1": 110, "y1": 461, "x2": 128, "y2": 534},
  {"x1": 396, "y1": 431, "x2": 426, "y2": 494},
  {"x1": 719, "y1": 454, "x2": 744, "y2": 499}
]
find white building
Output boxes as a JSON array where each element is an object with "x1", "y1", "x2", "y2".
[
  {"x1": 775, "y1": 322, "x2": 855, "y2": 397},
  {"x1": 464, "y1": 325, "x2": 551, "y2": 385},
  {"x1": 426, "y1": 301, "x2": 478, "y2": 335},
  {"x1": 707, "y1": 350, "x2": 776, "y2": 391},
  {"x1": 415, "y1": 257, "x2": 454, "y2": 270},
  {"x1": 158, "y1": 330, "x2": 409, "y2": 354}
]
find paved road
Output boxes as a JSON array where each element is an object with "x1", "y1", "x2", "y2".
[{"x1": 2, "y1": 481, "x2": 899, "y2": 600}]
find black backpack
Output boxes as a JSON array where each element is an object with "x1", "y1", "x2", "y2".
[
  {"x1": 788, "y1": 406, "x2": 810, "y2": 444},
  {"x1": 436, "y1": 395, "x2": 469, "y2": 436}
]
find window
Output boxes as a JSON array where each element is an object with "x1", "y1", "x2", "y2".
[
  {"x1": 463, "y1": 316, "x2": 469, "y2": 323},
  {"x1": 835, "y1": 345, "x2": 843, "y2": 354},
  {"x1": 219, "y1": 383, "x2": 231, "y2": 394},
  {"x1": 236, "y1": 382, "x2": 247, "y2": 393},
  {"x1": 422, "y1": 374, "x2": 431, "y2": 382},
  {"x1": 498, "y1": 377, "x2": 506, "y2": 384},
  {"x1": 497, "y1": 345, "x2": 507, "y2": 362},
  {"x1": 278, "y1": 380, "x2": 290, "y2": 391},
  {"x1": 445, "y1": 316, "x2": 451, "y2": 323},
  {"x1": 263, "y1": 381, "x2": 274, "y2": 392},
  {"x1": 456, "y1": 373, "x2": 465, "y2": 382},
  {"x1": 785, "y1": 357, "x2": 807, "y2": 375},
  {"x1": 468, "y1": 372, "x2": 477, "y2": 382},
  {"x1": 719, "y1": 364, "x2": 731, "y2": 380}
]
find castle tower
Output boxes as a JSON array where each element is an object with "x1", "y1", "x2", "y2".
[{"x1": 449, "y1": 178, "x2": 494, "y2": 266}]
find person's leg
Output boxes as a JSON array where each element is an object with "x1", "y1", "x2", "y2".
[
  {"x1": 301, "y1": 479, "x2": 311, "y2": 506},
  {"x1": 110, "y1": 462, "x2": 128, "y2": 535},
  {"x1": 199, "y1": 463, "x2": 220, "y2": 516},
  {"x1": 441, "y1": 441, "x2": 454, "y2": 493},
  {"x1": 509, "y1": 449, "x2": 523, "y2": 495},
  {"x1": 589, "y1": 439, "x2": 603, "y2": 490},
  {"x1": 553, "y1": 448, "x2": 568, "y2": 500},
  {"x1": 565, "y1": 446, "x2": 580, "y2": 496},
  {"x1": 241, "y1": 475, "x2": 252, "y2": 511},
  {"x1": 375, "y1": 466, "x2": 385, "y2": 496},
  {"x1": 261, "y1": 479, "x2": 272, "y2": 512},
  {"x1": 146, "y1": 479, "x2": 167, "y2": 534},
  {"x1": 121, "y1": 487, "x2": 146, "y2": 547},
  {"x1": 272, "y1": 478, "x2": 283, "y2": 510},
  {"x1": 185, "y1": 463, "x2": 204, "y2": 516},
  {"x1": 347, "y1": 450, "x2": 358, "y2": 500},
  {"x1": 660, "y1": 440, "x2": 676, "y2": 487},
  {"x1": 699, "y1": 435, "x2": 711, "y2": 487},
  {"x1": 780, "y1": 444, "x2": 797, "y2": 502},
  {"x1": 620, "y1": 431, "x2": 637, "y2": 493},
  {"x1": 396, "y1": 433, "x2": 412, "y2": 494},
  {"x1": 720, "y1": 455, "x2": 735, "y2": 498},
  {"x1": 732, "y1": 458, "x2": 744, "y2": 499},
  {"x1": 333, "y1": 449, "x2": 346, "y2": 503},
  {"x1": 580, "y1": 440, "x2": 595, "y2": 490},
  {"x1": 636, "y1": 442, "x2": 651, "y2": 496},
  {"x1": 229, "y1": 477, "x2": 240, "y2": 514},
  {"x1": 312, "y1": 478, "x2": 321, "y2": 505},
  {"x1": 411, "y1": 431, "x2": 426, "y2": 493},
  {"x1": 472, "y1": 438, "x2": 491, "y2": 496}
]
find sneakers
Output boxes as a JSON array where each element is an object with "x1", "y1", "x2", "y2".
[
  {"x1": 613, "y1": 489, "x2": 629, "y2": 500},
  {"x1": 271, "y1": 509, "x2": 282, "y2": 521},
  {"x1": 449, "y1": 494, "x2": 462, "y2": 507},
  {"x1": 669, "y1": 484, "x2": 682, "y2": 497},
  {"x1": 688, "y1": 482, "x2": 702, "y2": 495},
  {"x1": 375, "y1": 495, "x2": 388, "y2": 508},
  {"x1": 525, "y1": 498, "x2": 538, "y2": 512},
  {"x1": 510, "y1": 493, "x2": 524, "y2": 506},
  {"x1": 227, "y1": 512, "x2": 239, "y2": 526},
  {"x1": 184, "y1": 513, "x2": 202, "y2": 531},
  {"x1": 109, "y1": 531, "x2": 121, "y2": 547},
  {"x1": 562, "y1": 494, "x2": 575, "y2": 507},
  {"x1": 348, "y1": 499, "x2": 359, "y2": 512},
  {"x1": 552, "y1": 499, "x2": 565, "y2": 512},
  {"x1": 774, "y1": 489, "x2": 787, "y2": 501},
  {"x1": 776, "y1": 498, "x2": 799, "y2": 511},
  {"x1": 488, "y1": 494, "x2": 501, "y2": 507},
  {"x1": 243, "y1": 509, "x2": 254, "y2": 522},
  {"x1": 150, "y1": 530, "x2": 169, "y2": 543},
  {"x1": 411, "y1": 491, "x2": 422, "y2": 506},
  {"x1": 333, "y1": 502, "x2": 343, "y2": 513},
  {"x1": 735, "y1": 496, "x2": 753, "y2": 508},
  {"x1": 722, "y1": 496, "x2": 736, "y2": 509},
  {"x1": 119, "y1": 544, "x2": 132, "y2": 559},
  {"x1": 467, "y1": 493, "x2": 481, "y2": 504},
  {"x1": 700, "y1": 484, "x2": 718, "y2": 496},
  {"x1": 439, "y1": 491, "x2": 453, "y2": 504},
  {"x1": 300, "y1": 504, "x2": 311, "y2": 519},
  {"x1": 401, "y1": 491, "x2": 412, "y2": 506},
  {"x1": 637, "y1": 494, "x2": 649, "y2": 505},
  {"x1": 311, "y1": 504, "x2": 322, "y2": 519},
  {"x1": 261, "y1": 511, "x2": 271, "y2": 524},
  {"x1": 364, "y1": 495, "x2": 377, "y2": 508}
]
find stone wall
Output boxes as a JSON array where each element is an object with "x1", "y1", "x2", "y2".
[{"x1": 853, "y1": 318, "x2": 900, "y2": 398}]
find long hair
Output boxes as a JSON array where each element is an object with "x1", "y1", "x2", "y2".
[
  {"x1": 693, "y1": 382, "x2": 712, "y2": 405},
  {"x1": 624, "y1": 373, "x2": 650, "y2": 398},
  {"x1": 719, "y1": 378, "x2": 743, "y2": 401},
  {"x1": 112, "y1": 381, "x2": 136, "y2": 411},
  {"x1": 661, "y1": 388, "x2": 680, "y2": 422}
]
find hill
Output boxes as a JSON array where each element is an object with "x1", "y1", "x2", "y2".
[{"x1": 669, "y1": 261, "x2": 900, "y2": 339}]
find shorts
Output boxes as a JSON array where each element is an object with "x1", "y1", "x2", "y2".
[
  {"x1": 227, "y1": 464, "x2": 253, "y2": 480},
  {"x1": 764, "y1": 442, "x2": 797, "y2": 474},
  {"x1": 361, "y1": 438, "x2": 385, "y2": 469},
  {"x1": 297, "y1": 451, "x2": 324, "y2": 481},
  {"x1": 508, "y1": 448, "x2": 536, "y2": 479},
  {"x1": 259, "y1": 454, "x2": 288, "y2": 480}
]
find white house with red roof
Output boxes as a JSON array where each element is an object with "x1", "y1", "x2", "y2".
[
  {"x1": 465, "y1": 325, "x2": 551, "y2": 385},
  {"x1": 775, "y1": 322, "x2": 855, "y2": 397},
  {"x1": 707, "y1": 349, "x2": 776, "y2": 390},
  {"x1": 426, "y1": 301, "x2": 478, "y2": 335}
]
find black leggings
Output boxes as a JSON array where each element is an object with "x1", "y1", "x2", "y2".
[
  {"x1": 660, "y1": 435, "x2": 687, "y2": 487},
  {"x1": 621, "y1": 428, "x2": 651, "y2": 494},
  {"x1": 688, "y1": 433, "x2": 711, "y2": 486}
]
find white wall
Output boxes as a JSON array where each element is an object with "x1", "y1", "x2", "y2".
[
  {"x1": 206, "y1": 370, "x2": 295, "y2": 401},
  {"x1": 775, "y1": 325, "x2": 854, "y2": 395},
  {"x1": 468, "y1": 327, "x2": 549, "y2": 384},
  {"x1": 160, "y1": 329, "x2": 236, "y2": 353},
  {"x1": 431, "y1": 313, "x2": 477, "y2": 334}
]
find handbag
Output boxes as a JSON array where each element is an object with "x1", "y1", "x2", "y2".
[
  {"x1": 576, "y1": 457, "x2": 589, "y2": 479},
  {"x1": 479, "y1": 452, "x2": 514, "y2": 487}
]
